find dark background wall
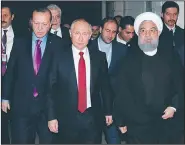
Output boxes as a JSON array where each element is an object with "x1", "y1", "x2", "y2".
[{"x1": 2, "y1": 1, "x2": 102, "y2": 31}]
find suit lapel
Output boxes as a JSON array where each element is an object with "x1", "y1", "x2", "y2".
[
  {"x1": 108, "y1": 42, "x2": 116, "y2": 72},
  {"x1": 66, "y1": 47, "x2": 78, "y2": 95},
  {"x1": 88, "y1": 48, "x2": 98, "y2": 95},
  {"x1": 26, "y1": 35, "x2": 35, "y2": 76},
  {"x1": 37, "y1": 35, "x2": 52, "y2": 76}
]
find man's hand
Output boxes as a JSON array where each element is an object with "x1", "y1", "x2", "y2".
[
  {"x1": 119, "y1": 126, "x2": 127, "y2": 134},
  {"x1": 105, "y1": 115, "x2": 113, "y2": 126},
  {"x1": 162, "y1": 107, "x2": 175, "y2": 119},
  {"x1": 1, "y1": 101, "x2": 10, "y2": 113},
  {"x1": 48, "y1": 119, "x2": 58, "y2": 133}
]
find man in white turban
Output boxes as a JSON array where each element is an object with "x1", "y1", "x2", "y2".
[
  {"x1": 114, "y1": 12, "x2": 184, "y2": 144},
  {"x1": 134, "y1": 12, "x2": 163, "y2": 54}
]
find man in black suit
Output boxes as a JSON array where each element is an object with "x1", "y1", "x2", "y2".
[
  {"x1": 160, "y1": 1, "x2": 184, "y2": 142},
  {"x1": 160, "y1": 1, "x2": 184, "y2": 56},
  {"x1": 89, "y1": 17, "x2": 128, "y2": 144},
  {"x1": 114, "y1": 12, "x2": 184, "y2": 144},
  {"x1": 47, "y1": 4, "x2": 70, "y2": 44},
  {"x1": 47, "y1": 18, "x2": 113, "y2": 144},
  {"x1": 2, "y1": 7, "x2": 64, "y2": 144},
  {"x1": 1, "y1": 5, "x2": 15, "y2": 144},
  {"x1": 116, "y1": 16, "x2": 135, "y2": 48}
]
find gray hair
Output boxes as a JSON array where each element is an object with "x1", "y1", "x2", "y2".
[
  {"x1": 70, "y1": 19, "x2": 92, "y2": 33},
  {"x1": 47, "y1": 4, "x2": 62, "y2": 16}
]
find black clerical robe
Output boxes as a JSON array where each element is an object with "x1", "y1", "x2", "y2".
[{"x1": 114, "y1": 44, "x2": 184, "y2": 143}]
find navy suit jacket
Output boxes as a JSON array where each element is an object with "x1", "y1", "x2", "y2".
[
  {"x1": 88, "y1": 39, "x2": 128, "y2": 97},
  {"x1": 2, "y1": 33, "x2": 64, "y2": 118}
]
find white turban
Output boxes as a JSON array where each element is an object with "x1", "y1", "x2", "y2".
[{"x1": 134, "y1": 12, "x2": 163, "y2": 36}]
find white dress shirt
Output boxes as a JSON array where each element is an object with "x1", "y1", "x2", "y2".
[
  {"x1": 116, "y1": 34, "x2": 127, "y2": 45},
  {"x1": 2, "y1": 25, "x2": 14, "y2": 61},
  {"x1": 165, "y1": 23, "x2": 176, "y2": 33},
  {"x1": 2, "y1": 25, "x2": 14, "y2": 103},
  {"x1": 72, "y1": 45, "x2": 91, "y2": 108},
  {"x1": 50, "y1": 27, "x2": 62, "y2": 38}
]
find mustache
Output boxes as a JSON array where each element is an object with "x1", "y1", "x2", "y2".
[
  {"x1": 144, "y1": 37, "x2": 153, "y2": 41},
  {"x1": 168, "y1": 20, "x2": 175, "y2": 23},
  {"x1": 2, "y1": 21, "x2": 7, "y2": 23}
]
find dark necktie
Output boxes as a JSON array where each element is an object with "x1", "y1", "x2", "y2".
[
  {"x1": 169, "y1": 29, "x2": 175, "y2": 48},
  {"x1": 54, "y1": 31, "x2": 58, "y2": 35},
  {"x1": 78, "y1": 52, "x2": 87, "y2": 113},
  {"x1": 33, "y1": 39, "x2": 42, "y2": 97},
  {"x1": 1, "y1": 30, "x2": 8, "y2": 76}
]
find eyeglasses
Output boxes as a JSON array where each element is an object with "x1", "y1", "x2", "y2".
[{"x1": 139, "y1": 27, "x2": 158, "y2": 35}]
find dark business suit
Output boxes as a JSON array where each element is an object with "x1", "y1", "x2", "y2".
[
  {"x1": 89, "y1": 39, "x2": 128, "y2": 143},
  {"x1": 47, "y1": 45, "x2": 113, "y2": 144},
  {"x1": 159, "y1": 23, "x2": 184, "y2": 143},
  {"x1": 56, "y1": 25, "x2": 71, "y2": 46},
  {"x1": 2, "y1": 33, "x2": 64, "y2": 144},
  {"x1": 1, "y1": 25, "x2": 19, "y2": 144}
]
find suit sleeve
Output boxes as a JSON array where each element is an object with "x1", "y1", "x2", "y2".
[
  {"x1": 46, "y1": 43, "x2": 61, "y2": 121},
  {"x1": 170, "y1": 48, "x2": 184, "y2": 111},
  {"x1": 2, "y1": 39, "x2": 19, "y2": 101},
  {"x1": 99, "y1": 53, "x2": 113, "y2": 116}
]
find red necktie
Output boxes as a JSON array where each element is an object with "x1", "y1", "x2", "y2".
[{"x1": 78, "y1": 52, "x2": 87, "y2": 113}]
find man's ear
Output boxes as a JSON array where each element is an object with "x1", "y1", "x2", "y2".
[
  {"x1": 161, "y1": 12, "x2": 164, "y2": 18},
  {"x1": 69, "y1": 29, "x2": 72, "y2": 37},
  {"x1": 99, "y1": 27, "x2": 102, "y2": 33},
  {"x1": 11, "y1": 14, "x2": 14, "y2": 21},
  {"x1": 118, "y1": 27, "x2": 122, "y2": 33},
  {"x1": 89, "y1": 32, "x2": 92, "y2": 40}
]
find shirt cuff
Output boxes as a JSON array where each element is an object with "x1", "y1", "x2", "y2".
[
  {"x1": 169, "y1": 106, "x2": 176, "y2": 112},
  {"x1": 1, "y1": 99, "x2": 10, "y2": 104}
]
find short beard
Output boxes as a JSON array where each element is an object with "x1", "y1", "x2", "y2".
[{"x1": 138, "y1": 36, "x2": 159, "y2": 52}]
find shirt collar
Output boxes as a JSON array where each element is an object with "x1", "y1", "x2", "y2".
[
  {"x1": 51, "y1": 27, "x2": 61, "y2": 33},
  {"x1": 116, "y1": 34, "x2": 127, "y2": 45},
  {"x1": 2, "y1": 25, "x2": 12, "y2": 31},
  {"x1": 32, "y1": 32, "x2": 48, "y2": 43},
  {"x1": 165, "y1": 23, "x2": 176, "y2": 33},
  {"x1": 72, "y1": 44, "x2": 88, "y2": 56}
]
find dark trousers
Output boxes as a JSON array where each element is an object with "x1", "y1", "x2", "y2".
[
  {"x1": 11, "y1": 112, "x2": 53, "y2": 144},
  {"x1": 1, "y1": 111, "x2": 10, "y2": 144},
  {"x1": 127, "y1": 129, "x2": 183, "y2": 144},
  {"x1": 104, "y1": 123, "x2": 121, "y2": 144},
  {"x1": 55, "y1": 109, "x2": 102, "y2": 144},
  {"x1": 126, "y1": 117, "x2": 183, "y2": 144}
]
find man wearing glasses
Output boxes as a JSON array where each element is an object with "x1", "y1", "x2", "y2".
[{"x1": 114, "y1": 12, "x2": 184, "y2": 144}]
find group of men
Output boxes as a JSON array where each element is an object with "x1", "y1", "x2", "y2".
[{"x1": 1, "y1": 1, "x2": 184, "y2": 144}]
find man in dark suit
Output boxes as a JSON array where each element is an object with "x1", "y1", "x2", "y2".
[
  {"x1": 47, "y1": 4, "x2": 70, "y2": 45},
  {"x1": 116, "y1": 16, "x2": 135, "y2": 48},
  {"x1": 160, "y1": 1, "x2": 184, "y2": 57},
  {"x1": 114, "y1": 12, "x2": 184, "y2": 144},
  {"x1": 89, "y1": 17, "x2": 128, "y2": 144},
  {"x1": 159, "y1": 1, "x2": 184, "y2": 142},
  {"x1": 1, "y1": 5, "x2": 15, "y2": 144},
  {"x1": 2, "y1": 7, "x2": 64, "y2": 144},
  {"x1": 47, "y1": 18, "x2": 113, "y2": 144}
]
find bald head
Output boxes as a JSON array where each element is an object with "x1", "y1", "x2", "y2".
[{"x1": 70, "y1": 19, "x2": 92, "y2": 50}]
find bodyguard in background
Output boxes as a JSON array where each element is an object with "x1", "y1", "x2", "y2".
[{"x1": 89, "y1": 17, "x2": 128, "y2": 144}]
